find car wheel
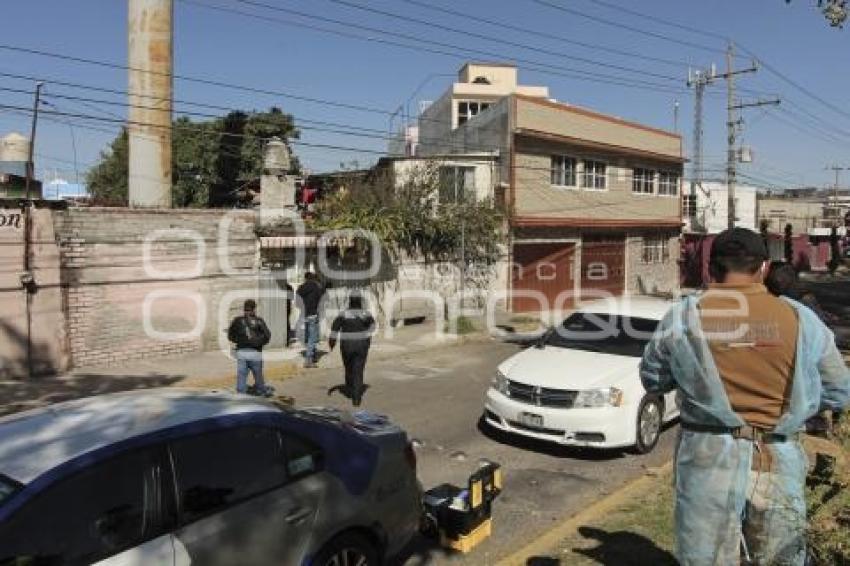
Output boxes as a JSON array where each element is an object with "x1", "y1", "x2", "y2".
[
  {"x1": 634, "y1": 396, "x2": 663, "y2": 454},
  {"x1": 314, "y1": 532, "x2": 380, "y2": 566}
]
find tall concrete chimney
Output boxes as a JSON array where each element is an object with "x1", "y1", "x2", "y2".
[{"x1": 128, "y1": 0, "x2": 173, "y2": 207}]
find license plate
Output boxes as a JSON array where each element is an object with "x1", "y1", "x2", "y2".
[{"x1": 519, "y1": 412, "x2": 544, "y2": 428}]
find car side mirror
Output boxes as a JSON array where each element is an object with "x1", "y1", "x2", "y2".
[{"x1": 534, "y1": 328, "x2": 553, "y2": 349}]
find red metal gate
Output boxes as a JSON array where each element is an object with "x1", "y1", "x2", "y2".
[
  {"x1": 511, "y1": 242, "x2": 576, "y2": 312},
  {"x1": 580, "y1": 235, "x2": 625, "y2": 298}
]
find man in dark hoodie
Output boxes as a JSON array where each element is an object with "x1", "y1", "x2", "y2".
[
  {"x1": 227, "y1": 299, "x2": 272, "y2": 395},
  {"x1": 328, "y1": 293, "x2": 376, "y2": 407},
  {"x1": 296, "y1": 272, "x2": 326, "y2": 368}
]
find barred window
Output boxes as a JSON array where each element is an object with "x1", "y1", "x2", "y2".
[
  {"x1": 682, "y1": 194, "x2": 697, "y2": 218},
  {"x1": 581, "y1": 160, "x2": 607, "y2": 190},
  {"x1": 642, "y1": 235, "x2": 669, "y2": 264},
  {"x1": 658, "y1": 171, "x2": 680, "y2": 196},
  {"x1": 632, "y1": 168, "x2": 655, "y2": 194},
  {"x1": 550, "y1": 155, "x2": 577, "y2": 187}
]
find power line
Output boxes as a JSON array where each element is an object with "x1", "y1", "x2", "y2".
[
  {"x1": 544, "y1": 0, "x2": 850, "y2": 128},
  {"x1": 0, "y1": 43, "x2": 395, "y2": 116},
  {"x1": 398, "y1": 0, "x2": 690, "y2": 68},
  {"x1": 325, "y1": 0, "x2": 682, "y2": 82},
  {"x1": 530, "y1": 0, "x2": 728, "y2": 56},
  {"x1": 573, "y1": 0, "x2": 728, "y2": 42},
  {"x1": 183, "y1": 0, "x2": 691, "y2": 95}
]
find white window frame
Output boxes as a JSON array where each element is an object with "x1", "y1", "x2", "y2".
[
  {"x1": 456, "y1": 100, "x2": 491, "y2": 126},
  {"x1": 658, "y1": 171, "x2": 680, "y2": 197},
  {"x1": 550, "y1": 155, "x2": 578, "y2": 188},
  {"x1": 438, "y1": 165, "x2": 476, "y2": 203},
  {"x1": 581, "y1": 159, "x2": 607, "y2": 191},
  {"x1": 682, "y1": 194, "x2": 697, "y2": 218},
  {"x1": 641, "y1": 235, "x2": 670, "y2": 264},
  {"x1": 631, "y1": 167, "x2": 656, "y2": 195}
]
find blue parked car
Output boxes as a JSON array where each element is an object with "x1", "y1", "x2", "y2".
[{"x1": 0, "y1": 389, "x2": 421, "y2": 565}]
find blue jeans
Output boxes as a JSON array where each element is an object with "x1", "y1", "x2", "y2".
[
  {"x1": 303, "y1": 315, "x2": 319, "y2": 363},
  {"x1": 236, "y1": 348, "x2": 265, "y2": 393}
]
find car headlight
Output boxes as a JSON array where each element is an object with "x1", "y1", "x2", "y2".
[
  {"x1": 574, "y1": 387, "x2": 623, "y2": 408},
  {"x1": 492, "y1": 371, "x2": 510, "y2": 395}
]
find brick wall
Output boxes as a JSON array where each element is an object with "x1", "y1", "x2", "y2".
[
  {"x1": 0, "y1": 205, "x2": 69, "y2": 377},
  {"x1": 626, "y1": 232, "x2": 680, "y2": 295},
  {"x1": 55, "y1": 208, "x2": 259, "y2": 368}
]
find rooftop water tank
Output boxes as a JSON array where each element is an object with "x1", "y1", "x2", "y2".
[{"x1": 0, "y1": 132, "x2": 29, "y2": 162}]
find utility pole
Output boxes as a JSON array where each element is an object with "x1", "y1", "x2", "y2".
[
  {"x1": 673, "y1": 100, "x2": 680, "y2": 134},
  {"x1": 715, "y1": 42, "x2": 778, "y2": 229},
  {"x1": 687, "y1": 66, "x2": 716, "y2": 227},
  {"x1": 23, "y1": 81, "x2": 43, "y2": 379},
  {"x1": 826, "y1": 165, "x2": 848, "y2": 226},
  {"x1": 24, "y1": 82, "x2": 43, "y2": 201}
]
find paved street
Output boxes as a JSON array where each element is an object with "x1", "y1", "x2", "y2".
[{"x1": 271, "y1": 339, "x2": 676, "y2": 565}]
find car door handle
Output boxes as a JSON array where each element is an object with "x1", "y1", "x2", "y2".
[{"x1": 284, "y1": 507, "x2": 311, "y2": 525}]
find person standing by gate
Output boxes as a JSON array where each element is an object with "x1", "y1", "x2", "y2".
[
  {"x1": 640, "y1": 227, "x2": 849, "y2": 565},
  {"x1": 296, "y1": 272, "x2": 326, "y2": 368},
  {"x1": 227, "y1": 299, "x2": 273, "y2": 396},
  {"x1": 328, "y1": 293, "x2": 375, "y2": 407}
]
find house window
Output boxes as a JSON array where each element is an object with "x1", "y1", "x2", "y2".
[
  {"x1": 632, "y1": 168, "x2": 655, "y2": 194},
  {"x1": 550, "y1": 155, "x2": 577, "y2": 187},
  {"x1": 682, "y1": 194, "x2": 697, "y2": 218},
  {"x1": 642, "y1": 235, "x2": 669, "y2": 264},
  {"x1": 581, "y1": 160, "x2": 607, "y2": 190},
  {"x1": 439, "y1": 166, "x2": 475, "y2": 203},
  {"x1": 658, "y1": 171, "x2": 679, "y2": 196},
  {"x1": 457, "y1": 101, "x2": 490, "y2": 126}
]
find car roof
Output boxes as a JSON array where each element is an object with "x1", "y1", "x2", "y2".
[
  {"x1": 0, "y1": 389, "x2": 280, "y2": 484},
  {"x1": 575, "y1": 295, "x2": 675, "y2": 321}
]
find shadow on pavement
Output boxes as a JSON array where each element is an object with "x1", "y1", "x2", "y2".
[
  {"x1": 572, "y1": 526, "x2": 677, "y2": 565},
  {"x1": 524, "y1": 526, "x2": 676, "y2": 565},
  {"x1": 477, "y1": 417, "x2": 628, "y2": 462},
  {"x1": 392, "y1": 534, "x2": 456, "y2": 566},
  {"x1": 0, "y1": 372, "x2": 185, "y2": 417}
]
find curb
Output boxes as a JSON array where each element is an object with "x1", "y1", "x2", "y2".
[{"x1": 495, "y1": 460, "x2": 674, "y2": 566}]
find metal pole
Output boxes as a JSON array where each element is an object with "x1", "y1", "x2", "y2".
[
  {"x1": 24, "y1": 83, "x2": 43, "y2": 201},
  {"x1": 23, "y1": 81, "x2": 42, "y2": 378},
  {"x1": 726, "y1": 43, "x2": 736, "y2": 230}
]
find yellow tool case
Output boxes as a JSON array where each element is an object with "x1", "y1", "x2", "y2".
[{"x1": 421, "y1": 462, "x2": 503, "y2": 553}]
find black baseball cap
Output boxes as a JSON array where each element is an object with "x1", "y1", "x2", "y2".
[{"x1": 710, "y1": 227, "x2": 769, "y2": 261}]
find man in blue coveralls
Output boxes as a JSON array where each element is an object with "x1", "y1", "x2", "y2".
[{"x1": 641, "y1": 227, "x2": 849, "y2": 565}]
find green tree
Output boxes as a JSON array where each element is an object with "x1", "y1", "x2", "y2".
[
  {"x1": 86, "y1": 128, "x2": 129, "y2": 205},
  {"x1": 85, "y1": 108, "x2": 299, "y2": 207}
]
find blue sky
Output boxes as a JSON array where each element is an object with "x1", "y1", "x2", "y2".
[{"x1": 1, "y1": 0, "x2": 848, "y2": 189}]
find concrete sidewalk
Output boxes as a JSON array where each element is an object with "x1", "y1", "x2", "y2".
[{"x1": 0, "y1": 319, "x2": 492, "y2": 417}]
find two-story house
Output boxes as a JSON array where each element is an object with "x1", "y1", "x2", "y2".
[{"x1": 417, "y1": 63, "x2": 684, "y2": 311}]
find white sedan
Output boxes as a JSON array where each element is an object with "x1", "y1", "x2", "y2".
[{"x1": 484, "y1": 297, "x2": 679, "y2": 453}]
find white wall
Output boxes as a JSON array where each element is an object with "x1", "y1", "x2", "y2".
[
  {"x1": 689, "y1": 181, "x2": 759, "y2": 233},
  {"x1": 390, "y1": 156, "x2": 498, "y2": 202}
]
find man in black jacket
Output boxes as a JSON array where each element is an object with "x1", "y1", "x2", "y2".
[
  {"x1": 328, "y1": 293, "x2": 376, "y2": 407},
  {"x1": 296, "y1": 272, "x2": 326, "y2": 368},
  {"x1": 227, "y1": 299, "x2": 272, "y2": 395}
]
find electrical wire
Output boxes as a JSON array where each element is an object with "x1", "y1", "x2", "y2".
[
  {"x1": 324, "y1": 0, "x2": 682, "y2": 82},
  {"x1": 529, "y1": 0, "x2": 728, "y2": 56},
  {"x1": 397, "y1": 0, "x2": 691, "y2": 68},
  {"x1": 182, "y1": 0, "x2": 692, "y2": 95}
]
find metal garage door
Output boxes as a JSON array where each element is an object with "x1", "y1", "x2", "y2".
[
  {"x1": 580, "y1": 235, "x2": 625, "y2": 298},
  {"x1": 511, "y1": 242, "x2": 576, "y2": 312}
]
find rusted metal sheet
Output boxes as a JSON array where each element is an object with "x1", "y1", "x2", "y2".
[
  {"x1": 580, "y1": 235, "x2": 626, "y2": 298},
  {"x1": 511, "y1": 242, "x2": 577, "y2": 312}
]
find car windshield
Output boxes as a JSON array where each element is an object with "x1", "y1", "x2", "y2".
[{"x1": 544, "y1": 312, "x2": 659, "y2": 357}]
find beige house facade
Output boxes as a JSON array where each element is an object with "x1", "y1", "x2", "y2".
[{"x1": 418, "y1": 64, "x2": 684, "y2": 311}]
